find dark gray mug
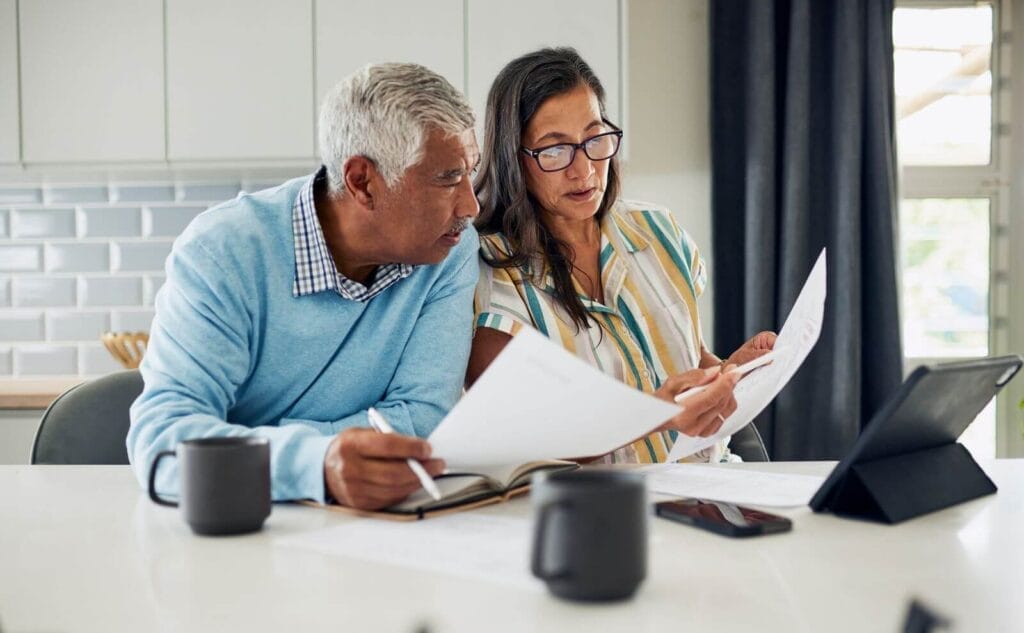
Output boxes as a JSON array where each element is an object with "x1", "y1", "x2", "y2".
[
  {"x1": 147, "y1": 437, "x2": 271, "y2": 536},
  {"x1": 531, "y1": 469, "x2": 647, "y2": 601}
]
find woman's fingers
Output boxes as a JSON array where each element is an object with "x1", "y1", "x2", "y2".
[
  {"x1": 753, "y1": 331, "x2": 778, "y2": 349},
  {"x1": 654, "y1": 367, "x2": 720, "y2": 403},
  {"x1": 661, "y1": 371, "x2": 739, "y2": 436},
  {"x1": 669, "y1": 367, "x2": 719, "y2": 391}
]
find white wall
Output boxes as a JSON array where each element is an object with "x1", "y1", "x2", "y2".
[
  {"x1": 0, "y1": 411, "x2": 42, "y2": 464},
  {"x1": 623, "y1": 0, "x2": 715, "y2": 347}
]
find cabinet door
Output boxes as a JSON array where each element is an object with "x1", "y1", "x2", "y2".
[
  {"x1": 166, "y1": 0, "x2": 314, "y2": 161},
  {"x1": 314, "y1": 1, "x2": 464, "y2": 113},
  {"x1": 467, "y1": 0, "x2": 622, "y2": 126},
  {"x1": 19, "y1": 0, "x2": 165, "y2": 163},
  {"x1": 0, "y1": 0, "x2": 18, "y2": 163}
]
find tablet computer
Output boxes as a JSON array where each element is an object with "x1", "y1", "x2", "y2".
[{"x1": 810, "y1": 355, "x2": 1022, "y2": 520}]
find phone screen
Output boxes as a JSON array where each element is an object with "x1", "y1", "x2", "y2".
[{"x1": 655, "y1": 499, "x2": 792, "y2": 537}]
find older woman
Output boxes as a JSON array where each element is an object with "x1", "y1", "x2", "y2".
[{"x1": 467, "y1": 48, "x2": 775, "y2": 463}]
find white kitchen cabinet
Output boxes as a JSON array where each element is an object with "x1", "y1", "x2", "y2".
[
  {"x1": 0, "y1": 0, "x2": 18, "y2": 163},
  {"x1": 18, "y1": 0, "x2": 165, "y2": 163},
  {"x1": 166, "y1": 0, "x2": 314, "y2": 161},
  {"x1": 314, "y1": 0, "x2": 464, "y2": 115},
  {"x1": 467, "y1": 0, "x2": 623, "y2": 128}
]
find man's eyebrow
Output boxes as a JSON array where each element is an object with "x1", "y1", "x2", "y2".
[
  {"x1": 435, "y1": 167, "x2": 468, "y2": 181},
  {"x1": 436, "y1": 156, "x2": 481, "y2": 181},
  {"x1": 533, "y1": 119, "x2": 605, "y2": 145}
]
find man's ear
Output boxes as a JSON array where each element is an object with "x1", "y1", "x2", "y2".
[{"x1": 341, "y1": 156, "x2": 379, "y2": 209}]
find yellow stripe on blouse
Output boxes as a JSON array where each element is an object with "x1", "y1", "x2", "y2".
[{"x1": 473, "y1": 199, "x2": 723, "y2": 464}]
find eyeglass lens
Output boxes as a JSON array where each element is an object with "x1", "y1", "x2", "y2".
[{"x1": 536, "y1": 133, "x2": 620, "y2": 171}]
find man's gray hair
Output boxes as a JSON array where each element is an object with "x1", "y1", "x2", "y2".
[{"x1": 319, "y1": 62, "x2": 475, "y2": 193}]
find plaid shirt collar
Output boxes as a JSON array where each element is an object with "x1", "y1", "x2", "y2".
[{"x1": 292, "y1": 167, "x2": 414, "y2": 301}]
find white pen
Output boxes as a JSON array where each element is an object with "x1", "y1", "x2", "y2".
[
  {"x1": 366, "y1": 407, "x2": 443, "y2": 501},
  {"x1": 674, "y1": 348, "x2": 783, "y2": 404}
]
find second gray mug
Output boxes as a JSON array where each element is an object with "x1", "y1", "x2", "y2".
[
  {"x1": 148, "y1": 436, "x2": 271, "y2": 536},
  {"x1": 531, "y1": 469, "x2": 647, "y2": 601}
]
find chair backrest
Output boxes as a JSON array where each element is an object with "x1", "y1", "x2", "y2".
[
  {"x1": 729, "y1": 422, "x2": 770, "y2": 462},
  {"x1": 31, "y1": 369, "x2": 143, "y2": 465}
]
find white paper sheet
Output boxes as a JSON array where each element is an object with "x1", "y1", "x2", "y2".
[
  {"x1": 274, "y1": 514, "x2": 541, "y2": 591},
  {"x1": 664, "y1": 249, "x2": 828, "y2": 462},
  {"x1": 428, "y1": 327, "x2": 681, "y2": 473},
  {"x1": 640, "y1": 464, "x2": 826, "y2": 507}
]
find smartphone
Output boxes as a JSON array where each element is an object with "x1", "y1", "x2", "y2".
[{"x1": 655, "y1": 498, "x2": 792, "y2": 537}]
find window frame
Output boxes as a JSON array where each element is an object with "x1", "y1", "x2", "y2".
[{"x1": 895, "y1": 0, "x2": 1021, "y2": 457}]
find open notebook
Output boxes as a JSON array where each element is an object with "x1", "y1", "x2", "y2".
[{"x1": 308, "y1": 460, "x2": 578, "y2": 521}]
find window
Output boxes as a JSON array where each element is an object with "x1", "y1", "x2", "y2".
[{"x1": 894, "y1": 1, "x2": 1015, "y2": 458}]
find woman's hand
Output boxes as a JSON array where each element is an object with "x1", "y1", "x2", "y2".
[
  {"x1": 726, "y1": 331, "x2": 777, "y2": 366},
  {"x1": 653, "y1": 367, "x2": 740, "y2": 437}
]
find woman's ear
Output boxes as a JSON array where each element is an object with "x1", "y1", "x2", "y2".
[{"x1": 341, "y1": 156, "x2": 377, "y2": 209}]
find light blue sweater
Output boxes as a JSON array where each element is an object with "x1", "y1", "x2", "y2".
[{"x1": 128, "y1": 176, "x2": 479, "y2": 502}]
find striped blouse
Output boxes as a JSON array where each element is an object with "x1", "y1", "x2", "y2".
[{"x1": 474, "y1": 199, "x2": 725, "y2": 464}]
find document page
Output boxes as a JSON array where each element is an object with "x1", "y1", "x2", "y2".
[
  {"x1": 639, "y1": 464, "x2": 826, "y2": 507},
  {"x1": 274, "y1": 514, "x2": 540, "y2": 591},
  {"x1": 429, "y1": 327, "x2": 681, "y2": 473},
  {"x1": 665, "y1": 249, "x2": 828, "y2": 462}
]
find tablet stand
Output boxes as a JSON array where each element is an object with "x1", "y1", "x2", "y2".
[{"x1": 826, "y1": 442, "x2": 996, "y2": 524}]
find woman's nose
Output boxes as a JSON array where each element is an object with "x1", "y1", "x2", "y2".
[{"x1": 566, "y1": 148, "x2": 595, "y2": 179}]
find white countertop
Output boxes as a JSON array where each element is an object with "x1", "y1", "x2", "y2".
[{"x1": 2, "y1": 461, "x2": 1022, "y2": 632}]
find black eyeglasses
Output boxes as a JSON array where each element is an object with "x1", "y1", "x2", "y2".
[{"x1": 521, "y1": 125, "x2": 624, "y2": 172}]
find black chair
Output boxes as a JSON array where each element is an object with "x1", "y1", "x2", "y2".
[
  {"x1": 31, "y1": 369, "x2": 143, "y2": 465},
  {"x1": 730, "y1": 423, "x2": 769, "y2": 462}
]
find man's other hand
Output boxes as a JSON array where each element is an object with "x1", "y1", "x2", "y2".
[{"x1": 323, "y1": 428, "x2": 445, "y2": 510}]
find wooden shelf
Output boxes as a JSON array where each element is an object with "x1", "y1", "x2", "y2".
[{"x1": 0, "y1": 379, "x2": 83, "y2": 410}]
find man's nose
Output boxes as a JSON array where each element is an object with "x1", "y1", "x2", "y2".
[{"x1": 457, "y1": 178, "x2": 480, "y2": 218}]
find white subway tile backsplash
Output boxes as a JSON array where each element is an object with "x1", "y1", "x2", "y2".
[
  {"x1": 11, "y1": 208, "x2": 76, "y2": 238},
  {"x1": 0, "y1": 176, "x2": 294, "y2": 376},
  {"x1": 78, "y1": 207, "x2": 142, "y2": 237},
  {"x1": 0, "y1": 245, "x2": 43, "y2": 272},
  {"x1": 112, "y1": 185, "x2": 175, "y2": 203},
  {"x1": 143, "y1": 275, "x2": 165, "y2": 305},
  {"x1": 178, "y1": 183, "x2": 240, "y2": 203},
  {"x1": 12, "y1": 277, "x2": 76, "y2": 307},
  {"x1": 143, "y1": 206, "x2": 206, "y2": 237},
  {"x1": 111, "y1": 309, "x2": 155, "y2": 332},
  {"x1": 0, "y1": 312, "x2": 45, "y2": 341},
  {"x1": 79, "y1": 276, "x2": 143, "y2": 306},
  {"x1": 111, "y1": 241, "x2": 172, "y2": 272},
  {"x1": 45, "y1": 243, "x2": 110, "y2": 272},
  {"x1": 46, "y1": 311, "x2": 110, "y2": 342},
  {"x1": 79, "y1": 343, "x2": 122, "y2": 375},
  {"x1": 0, "y1": 188, "x2": 43, "y2": 204},
  {"x1": 15, "y1": 345, "x2": 78, "y2": 375},
  {"x1": 44, "y1": 186, "x2": 109, "y2": 204}
]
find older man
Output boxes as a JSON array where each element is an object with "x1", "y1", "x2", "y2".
[{"x1": 129, "y1": 63, "x2": 480, "y2": 510}]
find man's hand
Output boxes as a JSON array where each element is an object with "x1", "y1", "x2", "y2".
[
  {"x1": 323, "y1": 428, "x2": 446, "y2": 510},
  {"x1": 726, "y1": 331, "x2": 777, "y2": 366}
]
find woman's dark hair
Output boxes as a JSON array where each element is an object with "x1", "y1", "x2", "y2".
[{"x1": 474, "y1": 47, "x2": 622, "y2": 332}]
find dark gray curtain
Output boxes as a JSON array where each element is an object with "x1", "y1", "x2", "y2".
[{"x1": 710, "y1": 0, "x2": 904, "y2": 460}]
